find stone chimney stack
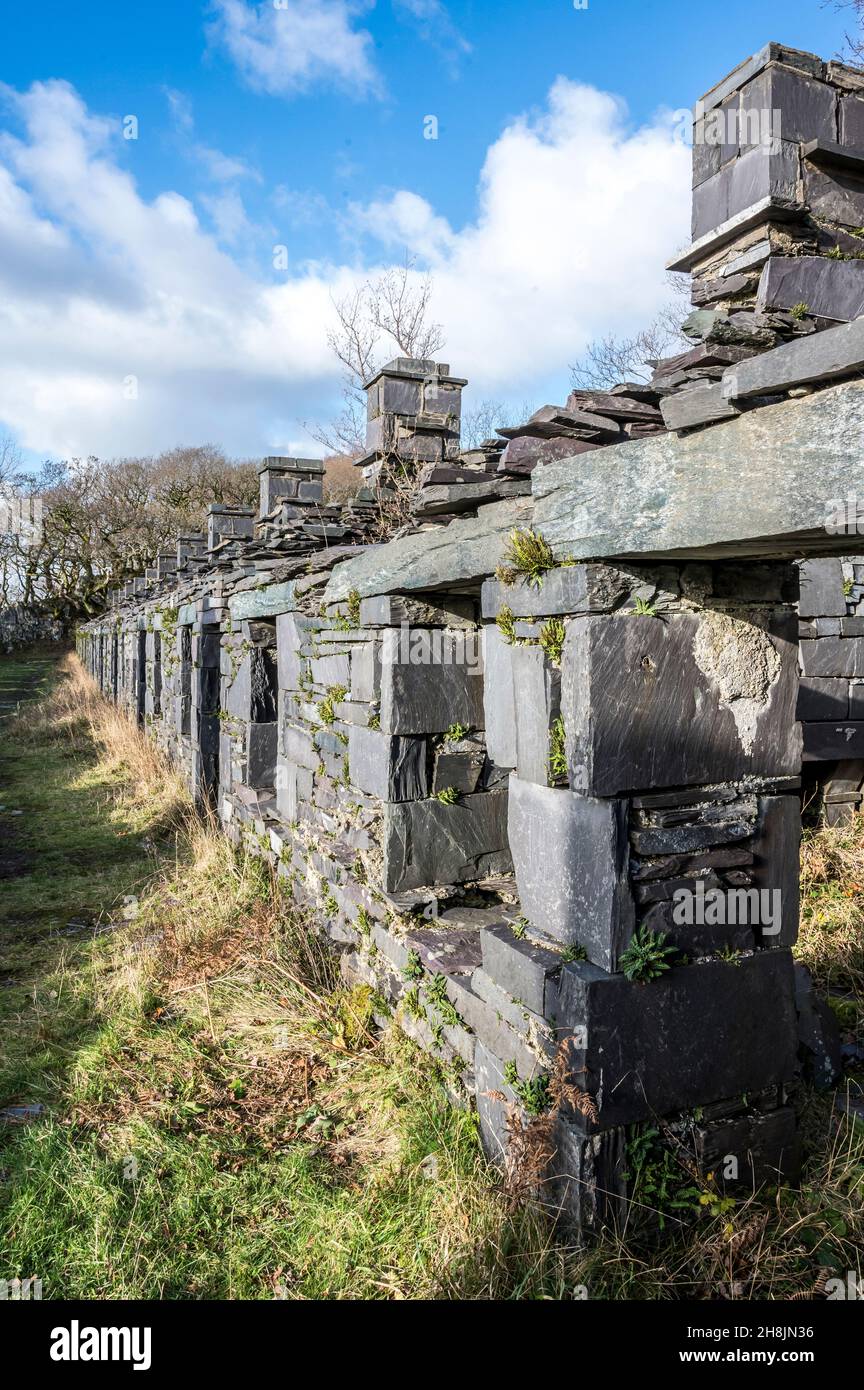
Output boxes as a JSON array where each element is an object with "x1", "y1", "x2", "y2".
[
  {"x1": 258, "y1": 456, "x2": 324, "y2": 519},
  {"x1": 671, "y1": 43, "x2": 864, "y2": 322},
  {"x1": 360, "y1": 358, "x2": 465, "y2": 480},
  {"x1": 206, "y1": 505, "x2": 255, "y2": 552}
]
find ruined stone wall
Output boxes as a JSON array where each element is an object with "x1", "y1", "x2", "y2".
[
  {"x1": 78, "y1": 536, "x2": 811, "y2": 1236},
  {"x1": 75, "y1": 40, "x2": 864, "y2": 1235}
]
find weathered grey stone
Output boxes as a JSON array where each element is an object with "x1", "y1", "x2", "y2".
[
  {"x1": 753, "y1": 795, "x2": 800, "y2": 947},
  {"x1": 758, "y1": 255, "x2": 864, "y2": 323},
  {"x1": 482, "y1": 625, "x2": 517, "y2": 768},
  {"x1": 480, "y1": 923, "x2": 562, "y2": 1019},
  {"x1": 379, "y1": 630, "x2": 484, "y2": 734},
  {"x1": 797, "y1": 675, "x2": 850, "y2": 720},
  {"x1": 481, "y1": 564, "x2": 631, "y2": 619},
  {"x1": 350, "y1": 640, "x2": 381, "y2": 702},
  {"x1": 432, "y1": 745, "x2": 484, "y2": 795},
  {"x1": 358, "y1": 594, "x2": 475, "y2": 627},
  {"x1": 414, "y1": 479, "x2": 531, "y2": 515},
  {"x1": 802, "y1": 720, "x2": 864, "y2": 758},
  {"x1": 798, "y1": 558, "x2": 846, "y2": 617},
  {"x1": 557, "y1": 951, "x2": 798, "y2": 1129},
  {"x1": 282, "y1": 724, "x2": 319, "y2": 770},
  {"x1": 724, "y1": 319, "x2": 864, "y2": 401},
  {"x1": 533, "y1": 381, "x2": 864, "y2": 563},
  {"x1": 660, "y1": 382, "x2": 741, "y2": 431},
  {"x1": 507, "y1": 776, "x2": 633, "y2": 970},
  {"x1": 511, "y1": 645, "x2": 560, "y2": 785},
  {"x1": 498, "y1": 435, "x2": 598, "y2": 474},
  {"x1": 249, "y1": 647, "x2": 278, "y2": 723},
  {"x1": 310, "y1": 651, "x2": 351, "y2": 688},
  {"x1": 246, "y1": 722, "x2": 277, "y2": 787},
  {"x1": 324, "y1": 496, "x2": 534, "y2": 602},
  {"x1": 561, "y1": 608, "x2": 801, "y2": 795},
  {"x1": 800, "y1": 635, "x2": 864, "y2": 676},
  {"x1": 348, "y1": 725, "x2": 427, "y2": 802},
  {"x1": 382, "y1": 790, "x2": 511, "y2": 891},
  {"x1": 405, "y1": 925, "x2": 483, "y2": 976}
]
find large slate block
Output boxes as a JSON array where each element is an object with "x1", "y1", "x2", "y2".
[
  {"x1": 796, "y1": 675, "x2": 849, "y2": 720},
  {"x1": 753, "y1": 794, "x2": 800, "y2": 948},
  {"x1": 757, "y1": 256, "x2": 864, "y2": 323},
  {"x1": 359, "y1": 594, "x2": 475, "y2": 627},
  {"x1": 561, "y1": 608, "x2": 801, "y2": 795},
  {"x1": 482, "y1": 625, "x2": 517, "y2": 768},
  {"x1": 660, "y1": 382, "x2": 740, "y2": 431},
  {"x1": 350, "y1": 640, "x2": 381, "y2": 702},
  {"x1": 247, "y1": 722, "x2": 277, "y2": 788},
  {"x1": 800, "y1": 636, "x2": 864, "y2": 677},
  {"x1": 511, "y1": 645, "x2": 560, "y2": 785},
  {"x1": 348, "y1": 725, "x2": 427, "y2": 802},
  {"x1": 802, "y1": 720, "x2": 864, "y2": 759},
  {"x1": 533, "y1": 380, "x2": 864, "y2": 563},
  {"x1": 324, "y1": 497, "x2": 534, "y2": 603},
  {"x1": 277, "y1": 613, "x2": 318, "y2": 691},
  {"x1": 382, "y1": 789, "x2": 511, "y2": 891},
  {"x1": 480, "y1": 564, "x2": 630, "y2": 619},
  {"x1": 507, "y1": 776, "x2": 634, "y2": 970},
  {"x1": 723, "y1": 318, "x2": 864, "y2": 401},
  {"x1": 480, "y1": 923, "x2": 562, "y2": 1019},
  {"x1": 379, "y1": 629, "x2": 485, "y2": 734},
  {"x1": 798, "y1": 558, "x2": 846, "y2": 618},
  {"x1": 557, "y1": 951, "x2": 798, "y2": 1130}
]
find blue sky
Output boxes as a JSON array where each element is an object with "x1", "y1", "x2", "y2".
[{"x1": 0, "y1": 0, "x2": 853, "y2": 468}]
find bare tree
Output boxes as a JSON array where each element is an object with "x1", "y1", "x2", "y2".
[
  {"x1": 836, "y1": 1, "x2": 864, "y2": 64},
  {"x1": 570, "y1": 274, "x2": 690, "y2": 390},
  {"x1": 314, "y1": 254, "x2": 445, "y2": 457},
  {"x1": 460, "y1": 398, "x2": 538, "y2": 449}
]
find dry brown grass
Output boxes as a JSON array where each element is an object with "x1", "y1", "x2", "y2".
[{"x1": 799, "y1": 815, "x2": 864, "y2": 998}]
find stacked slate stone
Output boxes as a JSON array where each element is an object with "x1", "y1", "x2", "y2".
[
  {"x1": 473, "y1": 558, "x2": 803, "y2": 1218},
  {"x1": 797, "y1": 555, "x2": 864, "y2": 819},
  {"x1": 489, "y1": 389, "x2": 667, "y2": 480},
  {"x1": 661, "y1": 44, "x2": 864, "y2": 432}
]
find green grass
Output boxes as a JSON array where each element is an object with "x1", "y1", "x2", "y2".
[{"x1": 1, "y1": 650, "x2": 863, "y2": 1302}]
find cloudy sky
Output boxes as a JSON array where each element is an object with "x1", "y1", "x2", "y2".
[{"x1": 0, "y1": 0, "x2": 850, "y2": 468}]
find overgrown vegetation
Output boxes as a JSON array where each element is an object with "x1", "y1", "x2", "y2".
[
  {"x1": 496, "y1": 529, "x2": 556, "y2": 588},
  {"x1": 1, "y1": 650, "x2": 863, "y2": 1301},
  {"x1": 619, "y1": 926, "x2": 678, "y2": 982}
]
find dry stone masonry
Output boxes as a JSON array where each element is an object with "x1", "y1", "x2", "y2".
[{"x1": 78, "y1": 42, "x2": 864, "y2": 1237}]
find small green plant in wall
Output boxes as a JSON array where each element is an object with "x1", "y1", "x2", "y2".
[
  {"x1": 346, "y1": 588, "x2": 361, "y2": 627},
  {"x1": 539, "y1": 617, "x2": 566, "y2": 666},
  {"x1": 619, "y1": 926, "x2": 677, "y2": 982},
  {"x1": 496, "y1": 528, "x2": 555, "y2": 588},
  {"x1": 434, "y1": 786, "x2": 459, "y2": 805},
  {"x1": 548, "y1": 716, "x2": 567, "y2": 784},
  {"x1": 402, "y1": 948, "x2": 424, "y2": 982},
  {"x1": 495, "y1": 604, "x2": 518, "y2": 645},
  {"x1": 318, "y1": 685, "x2": 348, "y2": 726},
  {"x1": 427, "y1": 972, "x2": 463, "y2": 1028},
  {"x1": 444, "y1": 722, "x2": 471, "y2": 743},
  {"x1": 503, "y1": 1061, "x2": 551, "y2": 1116},
  {"x1": 632, "y1": 596, "x2": 658, "y2": 616},
  {"x1": 560, "y1": 943, "x2": 587, "y2": 963}
]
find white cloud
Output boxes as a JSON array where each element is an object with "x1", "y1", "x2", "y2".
[
  {"x1": 0, "y1": 75, "x2": 690, "y2": 463},
  {"x1": 209, "y1": 0, "x2": 380, "y2": 98},
  {"x1": 392, "y1": 0, "x2": 471, "y2": 70}
]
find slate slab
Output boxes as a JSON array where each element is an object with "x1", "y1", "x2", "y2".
[
  {"x1": 379, "y1": 630, "x2": 485, "y2": 734},
  {"x1": 507, "y1": 775, "x2": 634, "y2": 970},
  {"x1": 798, "y1": 558, "x2": 846, "y2": 617},
  {"x1": 348, "y1": 725, "x2": 427, "y2": 802},
  {"x1": 482, "y1": 625, "x2": 517, "y2": 768},
  {"x1": 557, "y1": 951, "x2": 798, "y2": 1130},
  {"x1": 382, "y1": 790, "x2": 511, "y2": 891},
  {"x1": 533, "y1": 381, "x2": 864, "y2": 563},
  {"x1": 560, "y1": 608, "x2": 801, "y2": 795}
]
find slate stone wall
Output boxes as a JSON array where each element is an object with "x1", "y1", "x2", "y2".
[{"x1": 77, "y1": 545, "x2": 806, "y2": 1238}]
